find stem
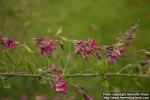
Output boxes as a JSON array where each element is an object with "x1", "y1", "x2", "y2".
[
  {"x1": 56, "y1": 36, "x2": 75, "y2": 43},
  {"x1": 0, "y1": 73, "x2": 42, "y2": 78},
  {"x1": 66, "y1": 73, "x2": 99, "y2": 77},
  {"x1": 117, "y1": 60, "x2": 150, "y2": 74},
  {"x1": 0, "y1": 72, "x2": 150, "y2": 79},
  {"x1": 63, "y1": 41, "x2": 71, "y2": 75},
  {"x1": 108, "y1": 73, "x2": 150, "y2": 78},
  {"x1": 117, "y1": 64, "x2": 132, "y2": 73}
]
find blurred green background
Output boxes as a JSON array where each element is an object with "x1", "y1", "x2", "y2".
[{"x1": 0, "y1": 0, "x2": 150, "y2": 99}]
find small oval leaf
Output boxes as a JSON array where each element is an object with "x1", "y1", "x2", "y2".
[
  {"x1": 4, "y1": 51, "x2": 14, "y2": 64},
  {"x1": 27, "y1": 62, "x2": 36, "y2": 74}
]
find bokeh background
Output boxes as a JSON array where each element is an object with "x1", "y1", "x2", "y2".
[{"x1": 0, "y1": 0, "x2": 150, "y2": 99}]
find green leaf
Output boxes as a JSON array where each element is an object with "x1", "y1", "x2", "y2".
[
  {"x1": 47, "y1": 57, "x2": 51, "y2": 67},
  {"x1": 101, "y1": 79, "x2": 110, "y2": 88},
  {"x1": 55, "y1": 26, "x2": 62, "y2": 36},
  {"x1": 59, "y1": 58, "x2": 65, "y2": 67},
  {"x1": 2, "y1": 80, "x2": 11, "y2": 89},
  {"x1": 27, "y1": 62, "x2": 36, "y2": 74},
  {"x1": 4, "y1": 51, "x2": 14, "y2": 64},
  {"x1": 0, "y1": 61, "x2": 9, "y2": 68},
  {"x1": 14, "y1": 55, "x2": 21, "y2": 67},
  {"x1": 23, "y1": 45, "x2": 34, "y2": 53}
]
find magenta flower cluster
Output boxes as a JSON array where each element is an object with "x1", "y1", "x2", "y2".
[
  {"x1": 33, "y1": 37, "x2": 56, "y2": 55},
  {"x1": 0, "y1": 35, "x2": 19, "y2": 48},
  {"x1": 105, "y1": 45, "x2": 125, "y2": 63},
  {"x1": 52, "y1": 75, "x2": 68, "y2": 94},
  {"x1": 74, "y1": 38, "x2": 102, "y2": 59},
  {"x1": 75, "y1": 85, "x2": 93, "y2": 100}
]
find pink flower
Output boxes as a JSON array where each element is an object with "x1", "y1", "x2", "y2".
[
  {"x1": 74, "y1": 39, "x2": 101, "y2": 59},
  {"x1": 0, "y1": 37, "x2": 19, "y2": 48},
  {"x1": 74, "y1": 40, "x2": 84, "y2": 54},
  {"x1": 75, "y1": 40, "x2": 84, "y2": 46},
  {"x1": 75, "y1": 85, "x2": 85, "y2": 94},
  {"x1": 118, "y1": 47, "x2": 125, "y2": 56},
  {"x1": 95, "y1": 53, "x2": 102, "y2": 59},
  {"x1": 75, "y1": 85, "x2": 93, "y2": 100},
  {"x1": 52, "y1": 75, "x2": 68, "y2": 94},
  {"x1": 33, "y1": 37, "x2": 44, "y2": 46},
  {"x1": 83, "y1": 94, "x2": 93, "y2": 100},
  {"x1": 84, "y1": 47, "x2": 93, "y2": 55},
  {"x1": 40, "y1": 43, "x2": 55, "y2": 55},
  {"x1": 87, "y1": 38, "x2": 100, "y2": 50},
  {"x1": 33, "y1": 38, "x2": 56, "y2": 55},
  {"x1": 108, "y1": 56, "x2": 116, "y2": 64},
  {"x1": 105, "y1": 45, "x2": 125, "y2": 63}
]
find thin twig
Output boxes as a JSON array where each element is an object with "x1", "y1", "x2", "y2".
[
  {"x1": 66, "y1": 73, "x2": 99, "y2": 77},
  {"x1": 117, "y1": 60, "x2": 150, "y2": 74},
  {"x1": 0, "y1": 72, "x2": 150, "y2": 79},
  {"x1": 56, "y1": 36, "x2": 75, "y2": 43},
  {"x1": 117, "y1": 64, "x2": 132, "y2": 74},
  {"x1": 0, "y1": 73, "x2": 42, "y2": 78},
  {"x1": 66, "y1": 73, "x2": 150, "y2": 78},
  {"x1": 63, "y1": 41, "x2": 71, "y2": 75},
  {"x1": 108, "y1": 73, "x2": 150, "y2": 78}
]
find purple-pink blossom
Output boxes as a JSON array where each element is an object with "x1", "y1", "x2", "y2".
[
  {"x1": 75, "y1": 85, "x2": 93, "y2": 100},
  {"x1": 83, "y1": 94, "x2": 93, "y2": 100},
  {"x1": 87, "y1": 38, "x2": 100, "y2": 50},
  {"x1": 33, "y1": 37, "x2": 56, "y2": 55},
  {"x1": 74, "y1": 39, "x2": 101, "y2": 59},
  {"x1": 40, "y1": 43, "x2": 55, "y2": 55},
  {"x1": 52, "y1": 75, "x2": 68, "y2": 94},
  {"x1": 105, "y1": 45, "x2": 125, "y2": 63},
  {"x1": 33, "y1": 37, "x2": 44, "y2": 46},
  {"x1": 0, "y1": 37, "x2": 19, "y2": 48}
]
